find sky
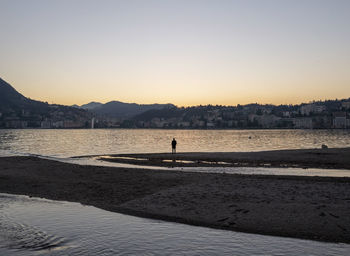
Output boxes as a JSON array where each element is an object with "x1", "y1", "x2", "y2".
[{"x1": 1, "y1": 0, "x2": 350, "y2": 106}]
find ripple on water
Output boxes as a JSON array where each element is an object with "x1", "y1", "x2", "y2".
[
  {"x1": 0, "y1": 193, "x2": 350, "y2": 256},
  {"x1": 0, "y1": 216, "x2": 67, "y2": 252},
  {"x1": 1, "y1": 129, "x2": 350, "y2": 158}
]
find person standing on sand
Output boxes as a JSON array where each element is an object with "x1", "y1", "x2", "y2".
[{"x1": 171, "y1": 138, "x2": 177, "y2": 154}]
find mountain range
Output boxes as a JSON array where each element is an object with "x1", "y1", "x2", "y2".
[
  {"x1": 0, "y1": 78, "x2": 174, "y2": 121},
  {"x1": 75, "y1": 101, "x2": 175, "y2": 118},
  {"x1": 2, "y1": 77, "x2": 349, "y2": 130}
]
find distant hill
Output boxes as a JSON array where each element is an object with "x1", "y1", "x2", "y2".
[
  {"x1": 0, "y1": 78, "x2": 91, "y2": 128},
  {"x1": 0, "y1": 77, "x2": 50, "y2": 114},
  {"x1": 80, "y1": 102, "x2": 103, "y2": 110},
  {"x1": 0, "y1": 77, "x2": 174, "y2": 128},
  {"x1": 78, "y1": 101, "x2": 175, "y2": 118},
  {"x1": 133, "y1": 106, "x2": 182, "y2": 121}
]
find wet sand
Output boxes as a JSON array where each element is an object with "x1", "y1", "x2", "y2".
[
  {"x1": 99, "y1": 147, "x2": 350, "y2": 169},
  {"x1": 0, "y1": 155, "x2": 350, "y2": 243}
]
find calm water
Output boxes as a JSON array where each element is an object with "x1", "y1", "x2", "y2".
[
  {"x1": 0, "y1": 193, "x2": 349, "y2": 256},
  {"x1": 1, "y1": 128, "x2": 350, "y2": 177},
  {"x1": 0, "y1": 129, "x2": 350, "y2": 157}
]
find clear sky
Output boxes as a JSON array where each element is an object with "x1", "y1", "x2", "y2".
[{"x1": 1, "y1": 0, "x2": 349, "y2": 106}]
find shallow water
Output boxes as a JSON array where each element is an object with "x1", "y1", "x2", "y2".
[
  {"x1": 0, "y1": 129, "x2": 350, "y2": 157},
  {"x1": 36, "y1": 155, "x2": 350, "y2": 178},
  {"x1": 0, "y1": 193, "x2": 349, "y2": 256},
  {"x1": 172, "y1": 166, "x2": 350, "y2": 177}
]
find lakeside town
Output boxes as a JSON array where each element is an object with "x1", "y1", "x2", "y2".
[
  {"x1": 129, "y1": 100, "x2": 350, "y2": 130},
  {"x1": 2, "y1": 77, "x2": 350, "y2": 130},
  {"x1": 1, "y1": 98, "x2": 350, "y2": 129}
]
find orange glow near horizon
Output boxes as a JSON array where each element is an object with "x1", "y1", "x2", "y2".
[
  {"x1": 1, "y1": 1, "x2": 350, "y2": 107},
  {"x1": 5, "y1": 74, "x2": 349, "y2": 107}
]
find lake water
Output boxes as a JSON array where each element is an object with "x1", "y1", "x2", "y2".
[
  {"x1": 0, "y1": 129, "x2": 350, "y2": 157},
  {"x1": 1, "y1": 128, "x2": 350, "y2": 177},
  {"x1": 1, "y1": 193, "x2": 349, "y2": 256}
]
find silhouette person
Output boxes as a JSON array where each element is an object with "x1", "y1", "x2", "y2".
[{"x1": 171, "y1": 138, "x2": 177, "y2": 154}]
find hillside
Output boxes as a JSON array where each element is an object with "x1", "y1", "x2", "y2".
[
  {"x1": 80, "y1": 102, "x2": 103, "y2": 110},
  {"x1": 79, "y1": 101, "x2": 175, "y2": 118},
  {"x1": 0, "y1": 78, "x2": 91, "y2": 128},
  {"x1": 131, "y1": 100, "x2": 350, "y2": 129},
  {"x1": 0, "y1": 78, "x2": 50, "y2": 114}
]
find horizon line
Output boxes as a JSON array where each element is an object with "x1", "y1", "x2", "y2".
[{"x1": 2, "y1": 76, "x2": 349, "y2": 109}]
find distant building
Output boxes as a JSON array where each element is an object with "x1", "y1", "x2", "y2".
[
  {"x1": 41, "y1": 120, "x2": 52, "y2": 129},
  {"x1": 21, "y1": 109, "x2": 31, "y2": 117},
  {"x1": 52, "y1": 121, "x2": 64, "y2": 128},
  {"x1": 63, "y1": 121, "x2": 84, "y2": 128},
  {"x1": 262, "y1": 107, "x2": 272, "y2": 114},
  {"x1": 151, "y1": 118, "x2": 167, "y2": 128},
  {"x1": 178, "y1": 121, "x2": 190, "y2": 128},
  {"x1": 300, "y1": 104, "x2": 326, "y2": 115},
  {"x1": 223, "y1": 112, "x2": 235, "y2": 119},
  {"x1": 255, "y1": 114, "x2": 280, "y2": 128},
  {"x1": 342, "y1": 101, "x2": 350, "y2": 110},
  {"x1": 278, "y1": 118, "x2": 295, "y2": 128},
  {"x1": 248, "y1": 114, "x2": 258, "y2": 122},
  {"x1": 227, "y1": 120, "x2": 234, "y2": 127},
  {"x1": 333, "y1": 112, "x2": 347, "y2": 129},
  {"x1": 282, "y1": 111, "x2": 291, "y2": 117},
  {"x1": 294, "y1": 118, "x2": 313, "y2": 129},
  {"x1": 193, "y1": 120, "x2": 205, "y2": 127},
  {"x1": 5, "y1": 119, "x2": 28, "y2": 129},
  {"x1": 206, "y1": 122, "x2": 215, "y2": 128}
]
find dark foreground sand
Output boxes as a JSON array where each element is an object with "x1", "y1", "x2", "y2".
[{"x1": 0, "y1": 156, "x2": 350, "y2": 243}]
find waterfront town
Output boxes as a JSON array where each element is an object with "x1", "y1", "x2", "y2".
[
  {"x1": 1, "y1": 99, "x2": 350, "y2": 129},
  {"x1": 1, "y1": 76, "x2": 349, "y2": 130},
  {"x1": 0, "y1": 104, "x2": 92, "y2": 129},
  {"x1": 131, "y1": 101, "x2": 350, "y2": 129}
]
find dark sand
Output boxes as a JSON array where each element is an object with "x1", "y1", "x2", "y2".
[
  {"x1": 0, "y1": 154, "x2": 350, "y2": 243},
  {"x1": 99, "y1": 147, "x2": 350, "y2": 169}
]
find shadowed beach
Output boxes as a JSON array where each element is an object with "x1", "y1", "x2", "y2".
[{"x1": 1, "y1": 148, "x2": 350, "y2": 243}]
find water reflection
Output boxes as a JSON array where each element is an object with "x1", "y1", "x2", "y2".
[
  {"x1": 0, "y1": 193, "x2": 349, "y2": 256},
  {"x1": 64, "y1": 156, "x2": 350, "y2": 177},
  {"x1": 0, "y1": 129, "x2": 350, "y2": 158}
]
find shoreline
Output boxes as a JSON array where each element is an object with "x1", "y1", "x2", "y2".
[
  {"x1": 97, "y1": 147, "x2": 350, "y2": 170},
  {"x1": 0, "y1": 156, "x2": 350, "y2": 243}
]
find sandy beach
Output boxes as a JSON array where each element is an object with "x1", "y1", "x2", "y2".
[{"x1": 0, "y1": 153, "x2": 350, "y2": 243}]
